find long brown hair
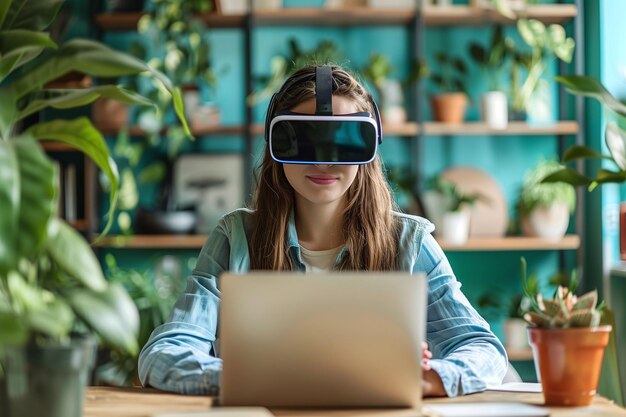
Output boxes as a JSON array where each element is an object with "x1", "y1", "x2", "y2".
[{"x1": 250, "y1": 65, "x2": 400, "y2": 271}]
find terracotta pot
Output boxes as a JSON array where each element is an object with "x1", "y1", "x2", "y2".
[
  {"x1": 528, "y1": 326, "x2": 612, "y2": 406},
  {"x1": 430, "y1": 93, "x2": 467, "y2": 124},
  {"x1": 91, "y1": 98, "x2": 128, "y2": 131}
]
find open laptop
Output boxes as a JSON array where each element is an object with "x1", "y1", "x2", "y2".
[{"x1": 218, "y1": 271, "x2": 427, "y2": 408}]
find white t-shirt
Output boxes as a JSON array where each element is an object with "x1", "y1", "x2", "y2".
[{"x1": 299, "y1": 245, "x2": 343, "y2": 272}]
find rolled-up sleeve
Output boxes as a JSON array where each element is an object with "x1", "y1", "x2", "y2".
[
  {"x1": 416, "y1": 233, "x2": 508, "y2": 396},
  {"x1": 138, "y1": 221, "x2": 231, "y2": 394}
]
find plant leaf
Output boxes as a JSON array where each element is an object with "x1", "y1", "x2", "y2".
[
  {"x1": 8, "y1": 38, "x2": 190, "y2": 136},
  {"x1": 45, "y1": 220, "x2": 107, "y2": 292},
  {"x1": 0, "y1": 0, "x2": 10, "y2": 29},
  {"x1": 605, "y1": 122, "x2": 626, "y2": 170},
  {"x1": 555, "y1": 75, "x2": 626, "y2": 118},
  {"x1": 0, "y1": 309, "x2": 28, "y2": 345},
  {"x1": 541, "y1": 167, "x2": 593, "y2": 187},
  {"x1": 0, "y1": 30, "x2": 57, "y2": 82},
  {"x1": 595, "y1": 168, "x2": 626, "y2": 184},
  {"x1": 562, "y1": 145, "x2": 608, "y2": 163},
  {"x1": 11, "y1": 136, "x2": 57, "y2": 264},
  {"x1": 0, "y1": 139, "x2": 19, "y2": 274},
  {"x1": 16, "y1": 85, "x2": 154, "y2": 122},
  {"x1": 2, "y1": 0, "x2": 64, "y2": 31},
  {"x1": 0, "y1": 86, "x2": 17, "y2": 140},
  {"x1": 27, "y1": 117, "x2": 119, "y2": 236},
  {"x1": 67, "y1": 283, "x2": 139, "y2": 355}
]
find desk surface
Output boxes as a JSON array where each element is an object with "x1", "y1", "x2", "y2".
[{"x1": 84, "y1": 386, "x2": 626, "y2": 417}]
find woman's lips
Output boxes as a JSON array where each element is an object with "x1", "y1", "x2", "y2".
[{"x1": 307, "y1": 175, "x2": 338, "y2": 185}]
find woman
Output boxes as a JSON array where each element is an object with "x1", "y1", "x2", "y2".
[{"x1": 138, "y1": 65, "x2": 507, "y2": 397}]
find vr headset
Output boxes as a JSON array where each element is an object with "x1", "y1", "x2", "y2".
[{"x1": 265, "y1": 66, "x2": 383, "y2": 165}]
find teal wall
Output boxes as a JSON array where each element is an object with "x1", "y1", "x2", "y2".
[{"x1": 60, "y1": 1, "x2": 592, "y2": 377}]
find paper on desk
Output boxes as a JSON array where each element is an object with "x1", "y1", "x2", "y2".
[
  {"x1": 152, "y1": 408, "x2": 274, "y2": 417},
  {"x1": 488, "y1": 382, "x2": 542, "y2": 393}
]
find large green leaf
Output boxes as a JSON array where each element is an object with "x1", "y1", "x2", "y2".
[
  {"x1": 68, "y1": 283, "x2": 139, "y2": 355},
  {"x1": 0, "y1": 309, "x2": 28, "y2": 346},
  {"x1": 6, "y1": 271, "x2": 74, "y2": 340},
  {"x1": 541, "y1": 167, "x2": 592, "y2": 187},
  {"x1": 2, "y1": 0, "x2": 63, "y2": 31},
  {"x1": 563, "y1": 145, "x2": 611, "y2": 163},
  {"x1": 13, "y1": 136, "x2": 57, "y2": 263},
  {"x1": 0, "y1": 29, "x2": 58, "y2": 82},
  {"x1": 45, "y1": 220, "x2": 107, "y2": 292},
  {"x1": 0, "y1": 0, "x2": 10, "y2": 29},
  {"x1": 8, "y1": 39, "x2": 190, "y2": 136},
  {"x1": 555, "y1": 75, "x2": 626, "y2": 118},
  {"x1": 27, "y1": 117, "x2": 119, "y2": 235},
  {"x1": 0, "y1": 86, "x2": 17, "y2": 140},
  {"x1": 17, "y1": 85, "x2": 155, "y2": 122},
  {"x1": 0, "y1": 140, "x2": 19, "y2": 274}
]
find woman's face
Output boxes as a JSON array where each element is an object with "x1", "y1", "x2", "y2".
[{"x1": 282, "y1": 96, "x2": 359, "y2": 207}]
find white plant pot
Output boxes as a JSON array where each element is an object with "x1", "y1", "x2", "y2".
[
  {"x1": 367, "y1": 0, "x2": 416, "y2": 8},
  {"x1": 440, "y1": 210, "x2": 471, "y2": 245},
  {"x1": 504, "y1": 318, "x2": 529, "y2": 350},
  {"x1": 527, "y1": 202, "x2": 570, "y2": 242},
  {"x1": 481, "y1": 91, "x2": 508, "y2": 130}
]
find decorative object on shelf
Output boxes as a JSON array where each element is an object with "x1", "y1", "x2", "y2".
[
  {"x1": 92, "y1": 97, "x2": 130, "y2": 131},
  {"x1": 470, "y1": 0, "x2": 529, "y2": 19},
  {"x1": 520, "y1": 258, "x2": 612, "y2": 406},
  {"x1": 173, "y1": 154, "x2": 245, "y2": 234},
  {"x1": 428, "y1": 52, "x2": 469, "y2": 124},
  {"x1": 217, "y1": 0, "x2": 282, "y2": 14},
  {"x1": 423, "y1": 175, "x2": 486, "y2": 245},
  {"x1": 0, "y1": 0, "x2": 189, "y2": 415},
  {"x1": 361, "y1": 53, "x2": 407, "y2": 125},
  {"x1": 513, "y1": 18, "x2": 574, "y2": 124},
  {"x1": 518, "y1": 159, "x2": 575, "y2": 242},
  {"x1": 440, "y1": 166, "x2": 508, "y2": 238},
  {"x1": 469, "y1": 25, "x2": 510, "y2": 129}
]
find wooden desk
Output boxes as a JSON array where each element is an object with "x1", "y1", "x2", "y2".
[{"x1": 84, "y1": 386, "x2": 626, "y2": 417}]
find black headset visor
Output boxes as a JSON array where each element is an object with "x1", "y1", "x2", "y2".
[{"x1": 269, "y1": 112, "x2": 378, "y2": 164}]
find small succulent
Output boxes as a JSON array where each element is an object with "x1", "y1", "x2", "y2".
[{"x1": 520, "y1": 257, "x2": 604, "y2": 328}]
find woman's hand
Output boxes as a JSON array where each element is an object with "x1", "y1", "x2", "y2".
[{"x1": 421, "y1": 342, "x2": 447, "y2": 397}]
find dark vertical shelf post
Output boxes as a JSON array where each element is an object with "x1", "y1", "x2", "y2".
[
  {"x1": 244, "y1": 6, "x2": 254, "y2": 204},
  {"x1": 573, "y1": 0, "x2": 586, "y2": 289},
  {"x1": 410, "y1": 5, "x2": 425, "y2": 216}
]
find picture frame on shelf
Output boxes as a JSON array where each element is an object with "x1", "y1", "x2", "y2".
[{"x1": 172, "y1": 154, "x2": 245, "y2": 234}]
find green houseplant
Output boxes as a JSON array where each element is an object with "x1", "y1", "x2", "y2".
[
  {"x1": 518, "y1": 159, "x2": 576, "y2": 242},
  {"x1": 542, "y1": 76, "x2": 626, "y2": 189},
  {"x1": 428, "y1": 51, "x2": 469, "y2": 124},
  {"x1": 520, "y1": 258, "x2": 611, "y2": 406},
  {"x1": 0, "y1": 1, "x2": 189, "y2": 416}
]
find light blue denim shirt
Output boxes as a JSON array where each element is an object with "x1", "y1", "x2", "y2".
[{"x1": 139, "y1": 208, "x2": 507, "y2": 397}]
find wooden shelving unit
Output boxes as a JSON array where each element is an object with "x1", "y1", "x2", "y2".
[
  {"x1": 438, "y1": 234, "x2": 580, "y2": 252},
  {"x1": 94, "y1": 4, "x2": 577, "y2": 31},
  {"x1": 97, "y1": 124, "x2": 246, "y2": 137}
]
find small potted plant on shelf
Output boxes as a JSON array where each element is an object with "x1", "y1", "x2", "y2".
[
  {"x1": 424, "y1": 176, "x2": 485, "y2": 245},
  {"x1": 0, "y1": 0, "x2": 189, "y2": 416},
  {"x1": 520, "y1": 258, "x2": 612, "y2": 406},
  {"x1": 429, "y1": 52, "x2": 469, "y2": 124},
  {"x1": 361, "y1": 53, "x2": 407, "y2": 125},
  {"x1": 512, "y1": 19, "x2": 575, "y2": 124},
  {"x1": 469, "y1": 25, "x2": 512, "y2": 129},
  {"x1": 518, "y1": 159, "x2": 576, "y2": 242}
]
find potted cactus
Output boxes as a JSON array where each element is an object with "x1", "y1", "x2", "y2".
[{"x1": 521, "y1": 259, "x2": 612, "y2": 406}]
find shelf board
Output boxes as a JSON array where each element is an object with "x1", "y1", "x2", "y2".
[
  {"x1": 253, "y1": 8, "x2": 415, "y2": 26},
  {"x1": 422, "y1": 121, "x2": 579, "y2": 136},
  {"x1": 506, "y1": 347, "x2": 533, "y2": 361},
  {"x1": 96, "y1": 234, "x2": 580, "y2": 250},
  {"x1": 93, "y1": 234, "x2": 207, "y2": 249},
  {"x1": 423, "y1": 4, "x2": 577, "y2": 26},
  {"x1": 94, "y1": 5, "x2": 576, "y2": 31},
  {"x1": 94, "y1": 12, "x2": 245, "y2": 30},
  {"x1": 97, "y1": 124, "x2": 246, "y2": 137},
  {"x1": 438, "y1": 234, "x2": 580, "y2": 251}
]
